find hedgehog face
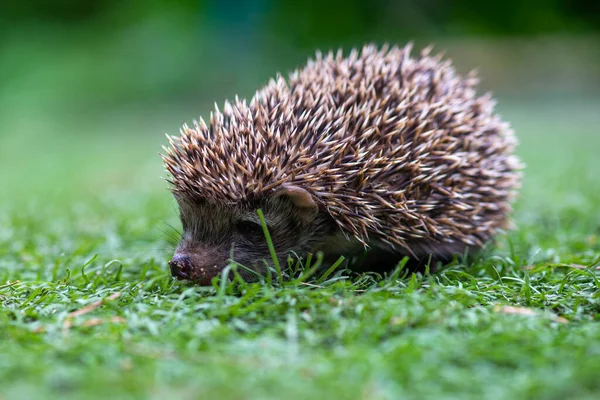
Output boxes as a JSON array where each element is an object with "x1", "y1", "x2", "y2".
[{"x1": 169, "y1": 185, "x2": 336, "y2": 284}]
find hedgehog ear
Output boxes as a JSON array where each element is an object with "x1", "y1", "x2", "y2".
[{"x1": 273, "y1": 184, "x2": 318, "y2": 223}]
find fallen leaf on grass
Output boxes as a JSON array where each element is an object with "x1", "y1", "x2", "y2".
[
  {"x1": 68, "y1": 292, "x2": 122, "y2": 318},
  {"x1": 494, "y1": 305, "x2": 568, "y2": 323},
  {"x1": 35, "y1": 316, "x2": 126, "y2": 333},
  {"x1": 63, "y1": 292, "x2": 122, "y2": 331},
  {"x1": 565, "y1": 264, "x2": 599, "y2": 270},
  {"x1": 81, "y1": 316, "x2": 126, "y2": 327}
]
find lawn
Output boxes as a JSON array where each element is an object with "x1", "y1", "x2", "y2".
[{"x1": 0, "y1": 95, "x2": 599, "y2": 400}]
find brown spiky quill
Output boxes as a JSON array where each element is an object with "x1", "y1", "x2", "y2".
[{"x1": 162, "y1": 43, "x2": 522, "y2": 254}]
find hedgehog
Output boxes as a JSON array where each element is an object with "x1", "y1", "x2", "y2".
[{"x1": 162, "y1": 43, "x2": 522, "y2": 285}]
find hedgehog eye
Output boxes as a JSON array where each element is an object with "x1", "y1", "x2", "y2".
[{"x1": 236, "y1": 220, "x2": 264, "y2": 238}]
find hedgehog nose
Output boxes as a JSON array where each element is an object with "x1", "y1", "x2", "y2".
[{"x1": 169, "y1": 254, "x2": 192, "y2": 280}]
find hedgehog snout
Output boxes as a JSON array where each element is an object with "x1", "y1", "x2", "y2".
[
  {"x1": 169, "y1": 254, "x2": 193, "y2": 280},
  {"x1": 169, "y1": 249, "x2": 228, "y2": 285}
]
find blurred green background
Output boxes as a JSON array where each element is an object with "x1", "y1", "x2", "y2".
[
  {"x1": 0, "y1": 0, "x2": 599, "y2": 203},
  {"x1": 1, "y1": 3, "x2": 600, "y2": 398}
]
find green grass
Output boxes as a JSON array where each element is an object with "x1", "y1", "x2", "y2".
[{"x1": 1, "y1": 96, "x2": 599, "y2": 400}]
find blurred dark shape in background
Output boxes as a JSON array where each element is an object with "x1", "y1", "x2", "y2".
[{"x1": 0, "y1": 0, "x2": 598, "y2": 197}]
